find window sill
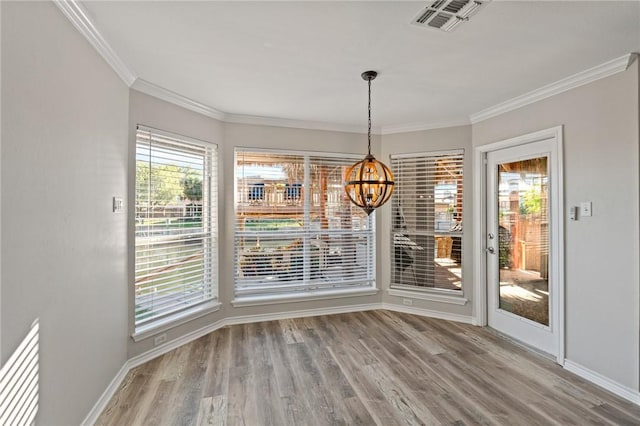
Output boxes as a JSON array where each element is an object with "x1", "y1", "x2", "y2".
[
  {"x1": 132, "y1": 301, "x2": 222, "y2": 342},
  {"x1": 387, "y1": 288, "x2": 468, "y2": 305},
  {"x1": 232, "y1": 287, "x2": 379, "y2": 308}
]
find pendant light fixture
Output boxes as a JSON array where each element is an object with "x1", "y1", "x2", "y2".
[{"x1": 344, "y1": 70, "x2": 394, "y2": 215}]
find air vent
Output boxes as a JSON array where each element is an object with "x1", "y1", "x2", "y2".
[
  {"x1": 444, "y1": 0, "x2": 469, "y2": 14},
  {"x1": 416, "y1": 9, "x2": 436, "y2": 24},
  {"x1": 428, "y1": 13, "x2": 453, "y2": 29},
  {"x1": 410, "y1": 0, "x2": 489, "y2": 32}
]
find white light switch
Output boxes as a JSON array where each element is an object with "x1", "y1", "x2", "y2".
[
  {"x1": 113, "y1": 197, "x2": 124, "y2": 213},
  {"x1": 580, "y1": 201, "x2": 592, "y2": 217},
  {"x1": 569, "y1": 206, "x2": 577, "y2": 221}
]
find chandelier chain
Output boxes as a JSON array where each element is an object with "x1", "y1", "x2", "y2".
[
  {"x1": 344, "y1": 70, "x2": 394, "y2": 215},
  {"x1": 367, "y1": 78, "x2": 372, "y2": 155}
]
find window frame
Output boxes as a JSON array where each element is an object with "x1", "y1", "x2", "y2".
[
  {"x1": 232, "y1": 147, "x2": 378, "y2": 304},
  {"x1": 132, "y1": 125, "x2": 220, "y2": 341},
  {"x1": 389, "y1": 149, "x2": 466, "y2": 300}
]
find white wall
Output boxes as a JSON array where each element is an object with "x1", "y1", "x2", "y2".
[
  {"x1": 1, "y1": 2, "x2": 129, "y2": 424},
  {"x1": 127, "y1": 91, "x2": 383, "y2": 357},
  {"x1": 472, "y1": 61, "x2": 640, "y2": 390},
  {"x1": 380, "y1": 126, "x2": 473, "y2": 318}
]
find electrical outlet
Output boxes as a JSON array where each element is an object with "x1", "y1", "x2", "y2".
[
  {"x1": 403, "y1": 298, "x2": 413, "y2": 306},
  {"x1": 154, "y1": 333, "x2": 167, "y2": 346}
]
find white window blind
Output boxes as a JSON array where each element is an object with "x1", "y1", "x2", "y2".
[
  {"x1": 234, "y1": 149, "x2": 375, "y2": 298},
  {"x1": 135, "y1": 126, "x2": 217, "y2": 330},
  {"x1": 390, "y1": 150, "x2": 463, "y2": 292}
]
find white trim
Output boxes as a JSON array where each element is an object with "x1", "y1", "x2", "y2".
[
  {"x1": 82, "y1": 303, "x2": 380, "y2": 424},
  {"x1": 52, "y1": 0, "x2": 136, "y2": 86},
  {"x1": 387, "y1": 288, "x2": 468, "y2": 305},
  {"x1": 231, "y1": 288, "x2": 379, "y2": 308},
  {"x1": 132, "y1": 302, "x2": 222, "y2": 343},
  {"x1": 54, "y1": 5, "x2": 636, "y2": 135},
  {"x1": 234, "y1": 146, "x2": 363, "y2": 159},
  {"x1": 136, "y1": 124, "x2": 218, "y2": 148},
  {"x1": 225, "y1": 303, "x2": 380, "y2": 326},
  {"x1": 133, "y1": 80, "x2": 372, "y2": 134},
  {"x1": 83, "y1": 316, "x2": 228, "y2": 425},
  {"x1": 555, "y1": 128, "x2": 565, "y2": 364},
  {"x1": 81, "y1": 363, "x2": 130, "y2": 426},
  {"x1": 470, "y1": 54, "x2": 637, "y2": 124},
  {"x1": 134, "y1": 81, "x2": 373, "y2": 133},
  {"x1": 132, "y1": 303, "x2": 379, "y2": 367},
  {"x1": 472, "y1": 145, "x2": 487, "y2": 326},
  {"x1": 381, "y1": 303, "x2": 474, "y2": 324},
  {"x1": 564, "y1": 360, "x2": 640, "y2": 406},
  {"x1": 390, "y1": 148, "x2": 464, "y2": 159},
  {"x1": 133, "y1": 303, "x2": 379, "y2": 366},
  {"x1": 380, "y1": 119, "x2": 470, "y2": 135},
  {"x1": 132, "y1": 79, "x2": 226, "y2": 121},
  {"x1": 473, "y1": 125, "x2": 564, "y2": 364},
  {"x1": 225, "y1": 112, "x2": 369, "y2": 135},
  {"x1": 129, "y1": 318, "x2": 227, "y2": 370}
]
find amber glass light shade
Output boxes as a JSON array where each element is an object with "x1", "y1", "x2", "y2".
[{"x1": 344, "y1": 154, "x2": 394, "y2": 215}]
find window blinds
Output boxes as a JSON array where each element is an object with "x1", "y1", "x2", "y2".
[
  {"x1": 234, "y1": 150, "x2": 375, "y2": 298},
  {"x1": 135, "y1": 126, "x2": 217, "y2": 329},
  {"x1": 390, "y1": 150, "x2": 463, "y2": 292}
]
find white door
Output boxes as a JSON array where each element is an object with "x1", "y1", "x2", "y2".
[{"x1": 486, "y1": 138, "x2": 562, "y2": 359}]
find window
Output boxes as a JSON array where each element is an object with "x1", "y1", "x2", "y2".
[
  {"x1": 390, "y1": 150, "x2": 463, "y2": 292},
  {"x1": 135, "y1": 126, "x2": 217, "y2": 333},
  {"x1": 234, "y1": 149, "x2": 375, "y2": 299}
]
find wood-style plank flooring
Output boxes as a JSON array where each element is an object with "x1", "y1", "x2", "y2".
[{"x1": 97, "y1": 311, "x2": 640, "y2": 425}]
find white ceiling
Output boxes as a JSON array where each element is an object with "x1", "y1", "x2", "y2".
[{"x1": 81, "y1": 1, "x2": 640, "y2": 130}]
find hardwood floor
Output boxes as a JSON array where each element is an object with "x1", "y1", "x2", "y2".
[{"x1": 97, "y1": 311, "x2": 640, "y2": 425}]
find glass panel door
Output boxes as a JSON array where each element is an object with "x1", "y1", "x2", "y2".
[
  {"x1": 497, "y1": 157, "x2": 549, "y2": 326},
  {"x1": 486, "y1": 136, "x2": 560, "y2": 358}
]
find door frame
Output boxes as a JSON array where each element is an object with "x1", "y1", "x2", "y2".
[{"x1": 472, "y1": 126, "x2": 565, "y2": 364}]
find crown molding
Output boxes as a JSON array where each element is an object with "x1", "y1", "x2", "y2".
[
  {"x1": 131, "y1": 79, "x2": 226, "y2": 121},
  {"x1": 470, "y1": 53, "x2": 637, "y2": 124},
  {"x1": 53, "y1": 0, "x2": 136, "y2": 86},
  {"x1": 380, "y1": 118, "x2": 470, "y2": 135},
  {"x1": 224, "y1": 112, "x2": 370, "y2": 134},
  {"x1": 55, "y1": 1, "x2": 637, "y2": 134},
  {"x1": 133, "y1": 78, "x2": 373, "y2": 133}
]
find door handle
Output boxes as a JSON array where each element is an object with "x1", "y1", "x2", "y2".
[{"x1": 486, "y1": 246, "x2": 495, "y2": 254}]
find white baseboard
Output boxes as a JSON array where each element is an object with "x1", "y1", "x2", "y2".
[
  {"x1": 81, "y1": 306, "x2": 640, "y2": 424},
  {"x1": 81, "y1": 303, "x2": 382, "y2": 425},
  {"x1": 128, "y1": 318, "x2": 228, "y2": 370},
  {"x1": 225, "y1": 303, "x2": 380, "y2": 326},
  {"x1": 81, "y1": 362, "x2": 132, "y2": 426},
  {"x1": 563, "y1": 360, "x2": 640, "y2": 405},
  {"x1": 82, "y1": 318, "x2": 227, "y2": 426},
  {"x1": 381, "y1": 303, "x2": 474, "y2": 324},
  {"x1": 80, "y1": 304, "x2": 473, "y2": 424}
]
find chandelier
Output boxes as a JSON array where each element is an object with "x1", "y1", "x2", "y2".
[{"x1": 344, "y1": 71, "x2": 394, "y2": 215}]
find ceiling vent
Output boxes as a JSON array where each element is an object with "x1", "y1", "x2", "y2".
[{"x1": 411, "y1": 0, "x2": 490, "y2": 32}]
